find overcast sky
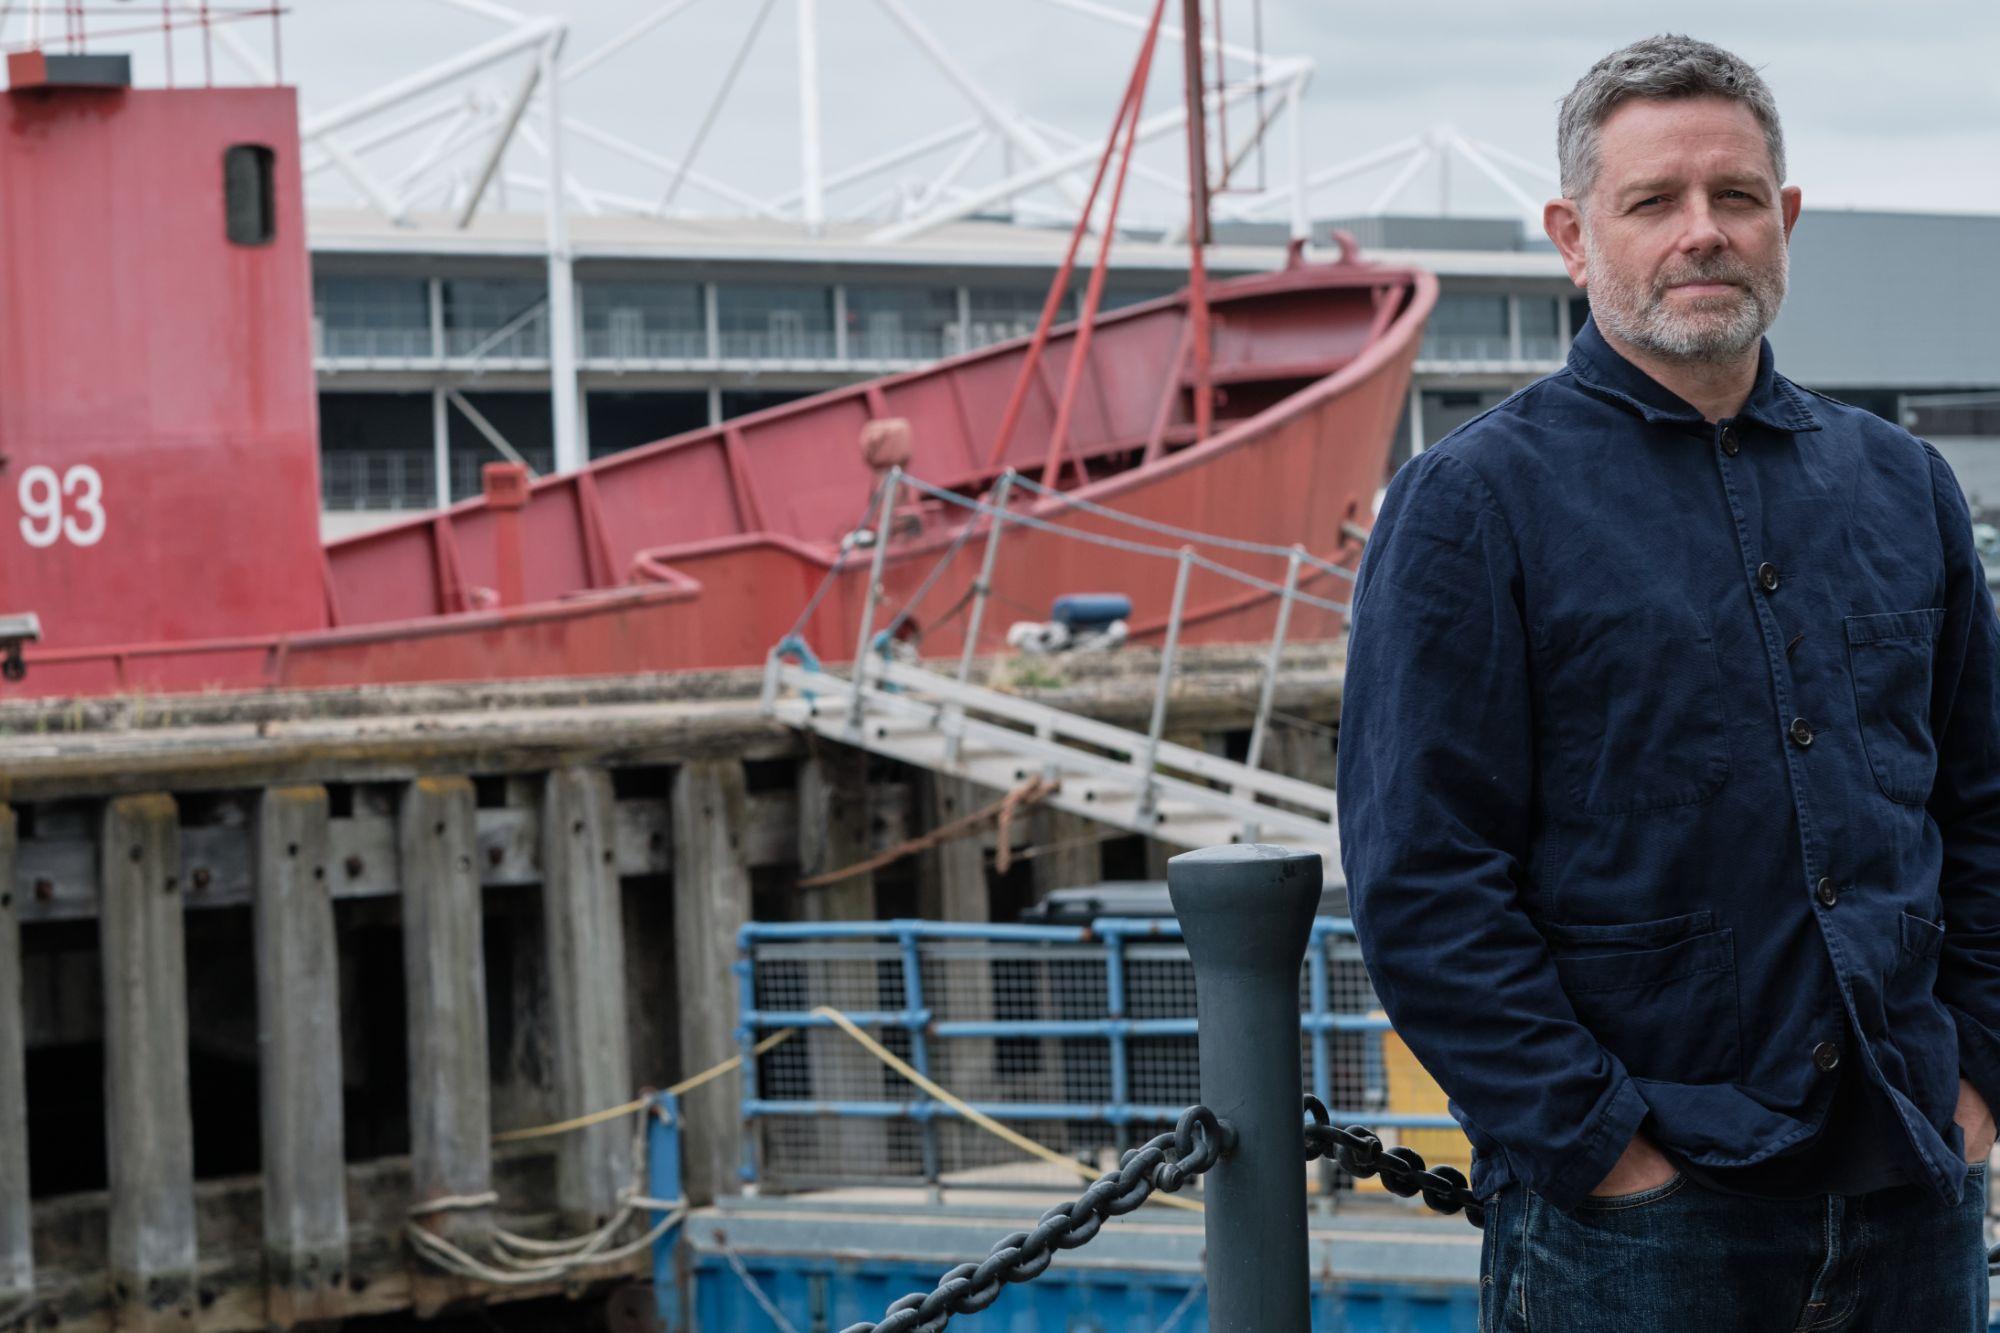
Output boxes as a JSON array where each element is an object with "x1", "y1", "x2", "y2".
[{"x1": 135, "y1": 1, "x2": 2000, "y2": 224}]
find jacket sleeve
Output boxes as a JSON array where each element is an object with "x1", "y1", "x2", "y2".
[
  {"x1": 1336, "y1": 448, "x2": 1648, "y2": 1211},
  {"x1": 1920, "y1": 442, "x2": 2000, "y2": 1113}
]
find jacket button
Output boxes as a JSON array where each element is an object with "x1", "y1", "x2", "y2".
[
  {"x1": 1789, "y1": 717, "x2": 1815, "y2": 748},
  {"x1": 1813, "y1": 1041, "x2": 1841, "y2": 1073},
  {"x1": 1816, "y1": 877, "x2": 1839, "y2": 907},
  {"x1": 1758, "y1": 562, "x2": 1780, "y2": 592},
  {"x1": 1720, "y1": 427, "x2": 1740, "y2": 457}
]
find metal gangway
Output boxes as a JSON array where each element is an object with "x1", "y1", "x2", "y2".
[{"x1": 760, "y1": 466, "x2": 1358, "y2": 864}]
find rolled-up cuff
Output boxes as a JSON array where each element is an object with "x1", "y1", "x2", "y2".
[
  {"x1": 1947, "y1": 1003, "x2": 2000, "y2": 1122},
  {"x1": 1538, "y1": 1076, "x2": 1651, "y2": 1214}
]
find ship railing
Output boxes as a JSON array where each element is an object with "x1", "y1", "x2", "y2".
[
  {"x1": 770, "y1": 466, "x2": 1364, "y2": 835},
  {"x1": 732, "y1": 914, "x2": 1460, "y2": 1196}
]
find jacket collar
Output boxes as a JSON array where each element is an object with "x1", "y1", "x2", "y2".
[{"x1": 1565, "y1": 312, "x2": 1822, "y2": 434}]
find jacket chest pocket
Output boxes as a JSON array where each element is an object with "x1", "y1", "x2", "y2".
[
  {"x1": 1546, "y1": 911, "x2": 1742, "y2": 1084},
  {"x1": 1845, "y1": 608, "x2": 1944, "y2": 805},
  {"x1": 1531, "y1": 610, "x2": 1732, "y2": 815}
]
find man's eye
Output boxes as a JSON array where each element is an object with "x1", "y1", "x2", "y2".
[{"x1": 1634, "y1": 196, "x2": 1666, "y2": 209}]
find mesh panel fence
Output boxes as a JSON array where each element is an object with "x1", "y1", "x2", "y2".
[{"x1": 744, "y1": 926, "x2": 1391, "y2": 1191}]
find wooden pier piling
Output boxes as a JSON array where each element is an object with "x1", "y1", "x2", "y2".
[
  {"x1": 100, "y1": 793, "x2": 197, "y2": 1332},
  {"x1": 0, "y1": 807, "x2": 30, "y2": 1313},
  {"x1": 915, "y1": 774, "x2": 988, "y2": 923},
  {"x1": 670, "y1": 759, "x2": 753, "y2": 1206},
  {"x1": 798, "y1": 748, "x2": 876, "y2": 921},
  {"x1": 399, "y1": 777, "x2": 491, "y2": 1313},
  {"x1": 253, "y1": 786, "x2": 348, "y2": 1327},
  {"x1": 0, "y1": 649, "x2": 1341, "y2": 1329},
  {"x1": 541, "y1": 766, "x2": 634, "y2": 1229}
]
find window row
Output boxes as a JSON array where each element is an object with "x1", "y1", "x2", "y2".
[
  {"x1": 318, "y1": 389, "x2": 812, "y2": 511},
  {"x1": 1418, "y1": 293, "x2": 1573, "y2": 364},
  {"x1": 311, "y1": 276, "x2": 1175, "y2": 364}
]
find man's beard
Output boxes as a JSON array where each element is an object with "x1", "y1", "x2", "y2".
[{"x1": 1583, "y1": 226, "x2": 1788, "y2": 364}]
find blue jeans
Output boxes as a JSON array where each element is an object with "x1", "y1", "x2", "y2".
[{"x1": 1481, "y1": 1166, "x2": 1989, "y2": 1331}]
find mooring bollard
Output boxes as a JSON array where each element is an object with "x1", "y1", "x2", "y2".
[{"x1": 1169, "y1": 843, "x2": 1321, "y2": 1333}]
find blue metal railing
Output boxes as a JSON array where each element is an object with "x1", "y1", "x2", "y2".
[
  {"x1": 735, "y1": 916, "x2": 1461, "y2": 1191},
  {"x1": 646, "y1": 1091, "x2": 685, "y2": 1322}
]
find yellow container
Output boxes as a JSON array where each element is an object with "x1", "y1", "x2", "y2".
[{"x1": 1352, "y1": 1017, "x2": 1472, "y2": 1192}]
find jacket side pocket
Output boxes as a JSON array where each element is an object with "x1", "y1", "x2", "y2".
[{"x1": 1548, "y1": 917, "x2": 1741, "y2": 1084}]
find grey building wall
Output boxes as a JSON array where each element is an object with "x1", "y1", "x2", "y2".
[{"x1": 1770, "y1": 210, "x2": 2000, "y2": 390}]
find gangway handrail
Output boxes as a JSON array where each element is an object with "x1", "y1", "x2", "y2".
[
  {"x1": 869, "y1": 656, "x2": 1338, "y2": 816},
  {"x1": 1003, "y1": 469, "x2": 1359, "y2": 580},
  {"x1": 770, "y1": 658, "x2": 1336, "y2": 846},
  {"x1": 896, "y1": 471, "x2": 1352, "y2": 615},
  {"x1": 769, "y1": 465, "x2": 1347, "y2": 841}
]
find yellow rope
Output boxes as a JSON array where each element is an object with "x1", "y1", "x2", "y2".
[
  {"x1": 494, "y1": 1011, "x2": 1206, "y2": 1218},
  {"x1": 493, "y1": 1103, "x2": 647, "y2": 1144},
  {"x1": 668, "y1": 1028, "x2": 800, "y2": 1098},
  {"x1": 493, "y1": 1029, "x2": 799, "y2": 1143},
  {"x1": 812, "y1": 1005, "x2": 1203, "y2": 1214}
]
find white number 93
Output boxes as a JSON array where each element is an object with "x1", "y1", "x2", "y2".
[{"x1": 18, "y1": 463, "x2": 105, "y2": 548}]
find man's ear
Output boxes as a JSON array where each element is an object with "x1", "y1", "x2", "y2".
[
  {"x1": 1544, "y1": 197, "x2": 1588, "y2": 288},
  {"x1": 1780, "y1": 185, "x2": 1802, "y2": 241}
]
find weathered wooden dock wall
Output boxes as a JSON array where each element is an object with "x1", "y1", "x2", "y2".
[{"x1": 0, "y1": 646, "x2": 1341, "y2": 1330}]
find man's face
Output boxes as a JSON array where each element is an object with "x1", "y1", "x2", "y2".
[{"x1": 1568, "y1": 95, "x2": 1800, "y2": 364}]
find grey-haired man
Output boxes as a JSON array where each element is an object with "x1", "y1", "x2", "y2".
[{"x1": 1338, "y1": 34, "x2": 1998, "y2": 1331}]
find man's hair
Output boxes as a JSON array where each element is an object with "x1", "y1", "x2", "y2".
[{"x1": 1557, "y1": 34, "x2": 1785, "y2": 202}]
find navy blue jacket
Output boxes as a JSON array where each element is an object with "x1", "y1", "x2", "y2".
[{"x1": 1337, "y1": 316, "x2": 2000, "y2": 1213}]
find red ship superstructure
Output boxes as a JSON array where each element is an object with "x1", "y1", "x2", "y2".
[
  {"x1": 0, "y1": 6, "x2": 1434, "y2": 701},
  {"x1": 0, "y1": 51, "x2": 327, "y2": 666}
]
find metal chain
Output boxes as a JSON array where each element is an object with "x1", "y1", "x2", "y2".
[
  {"x1": 840, "y1": 1106, "x2": 1234, "y2": 1333},
  {"x1": 1301, "y1": 1094, "x2": 1484, "y2": 1227}
]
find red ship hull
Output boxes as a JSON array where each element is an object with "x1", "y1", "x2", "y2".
[{"x1": 14, "y1": 258, "x2": 1432, "y2": 699}]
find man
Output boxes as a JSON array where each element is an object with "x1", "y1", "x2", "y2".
[{"x1": 1337, "y1": 33, "x2": 2000, "y2": 1330}]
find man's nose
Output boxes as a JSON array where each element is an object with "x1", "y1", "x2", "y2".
[{"x1": 1678, "y1": 198, "x2": 1729, "y2": 254}]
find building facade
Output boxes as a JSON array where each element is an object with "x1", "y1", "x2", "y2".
[{"x1": 308, "y1": 208, "x2": 2000, "y2": 535}]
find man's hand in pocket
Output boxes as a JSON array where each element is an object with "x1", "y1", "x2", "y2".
[
  {"x1": 1955, "y1": 1078, "x2": 1995, "y2": 1164},
  {"x1": 1590, "y1": 1132, "x2": 1677, "y2": 1197}
]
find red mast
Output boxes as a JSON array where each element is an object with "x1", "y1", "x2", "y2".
[
  {"x1": 1180, "y1": 0, "x2": 1215, "y2": 442},
  {"x1": 985, "y1": 0, "x2": 1220, "y2": 481}
]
